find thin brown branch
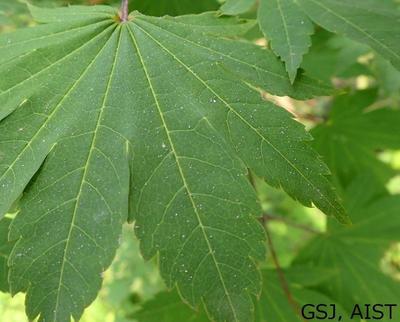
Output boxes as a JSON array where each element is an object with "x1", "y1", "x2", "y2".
[
  {"x1": 120, "y1": 0, "x2": 129, "y2": 22},
  {"x1": 265, "y1": 224, "x2": 305, "y2": 321},
  {"x1": 248, "y1": 168, "x2": 308, "y2": 319}
]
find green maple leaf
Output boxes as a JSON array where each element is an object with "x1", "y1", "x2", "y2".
[
  {"x1": 311, "y1": 89, "x2": 400, "y2": 187},
  {"x1": 258, "y1": 0, "x2": 314, "y2": 83},
  {"x1": 297, "y1": 0, "x2": 400, "y2": 71},
  {"x1": 0, "y1": 4, "x2": 345, "y2": 322},
  {"x1": 294, "y1": 175, "x2": 400, "y2": 312}
]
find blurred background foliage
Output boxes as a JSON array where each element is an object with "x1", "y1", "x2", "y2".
[{"x1": 1, "y1": 0, "x2": 400, "y2": 321}]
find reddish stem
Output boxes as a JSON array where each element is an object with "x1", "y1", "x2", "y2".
[
  {"x1": 120, "y1": 0, "x2": 129, "y2": 22},
  {"x1": 265, "y1": 224, "x2": 306, "y2": 321}
]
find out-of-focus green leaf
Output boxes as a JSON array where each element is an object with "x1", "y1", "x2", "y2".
[
  {"x1": 301, "y1": 29, "x2": 371, "y2": 82},
  {"x1": 298, "y1": 0, "x2": 400, "y2": 71},
  {"x1": 79, "y1": 225, "x2": 164, "y2": 322},
  {"x1": 255, "y1": 269, "x2": 347, "y2": 322},
  {"x1": 0, "y1": 1, "x2": 32, "y2": 31},
  {"x1": 281, "y1": 266, "x2": 338, "y2": 287},
  {"x1": 294, "y1": 177, "x2": 400, "y2": 313},
  {"x1": 133, "y1": 0, "x2": 220, "y2": 16},
  {"x1": 373, "y1": 55, "x2": 400, "y2": 95},
  {"x1": 103, "y1": 226, "x2": 163, "y2": 307},
  {"x1": 133, "y1": 291, "x2": 208, "y2": 322},
  {"x1": 220, "y1": 0, "x2": 256, "y2": 15},
  {"x1": 311, "y1": 89, "x2": 400, "y2": 186}
]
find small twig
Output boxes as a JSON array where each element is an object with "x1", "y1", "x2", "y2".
[
  {"x1": 265, "y1": 224, "x2": 305, "y2": 321},
  {"x1": 247, "y1": 170, "x2": 307, "y2": 320},
  {"x1": 260, "y1": 214, "x2": 322, "y2": 234},
  {"x1": 120, "y1": 0, "x2": 129, "y2": 22}
]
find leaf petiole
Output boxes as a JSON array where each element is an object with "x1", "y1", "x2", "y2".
[{"x1": 120, "y1": 0, "x2": 129, "y2": 22}]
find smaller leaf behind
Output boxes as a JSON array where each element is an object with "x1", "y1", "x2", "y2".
[
  {"x1": 255, "y1": 269, "x2": 347, "y2": 322},
  {"x1": 298, "y1": 0, "x2": 400, "y2": 71},
  {"x1": 133, "y1": 0, "x2": 220, "y2": 16},
  {"x1": 311, "y1": 90, "x2": 400, "y2": 187},
  {"x1": 258, "y1": 0, "x2": 314, "y2": 83},
  {"x1": 294, "y1": 176, "x2": 400, "y2": 313},
  {"x1": 133, "y1": 291, "x2": 209, "y2": 322}
]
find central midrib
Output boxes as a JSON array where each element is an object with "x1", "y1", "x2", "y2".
[{"x1": 276, "y1": 0, "x2": 295, "y2": 67}]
